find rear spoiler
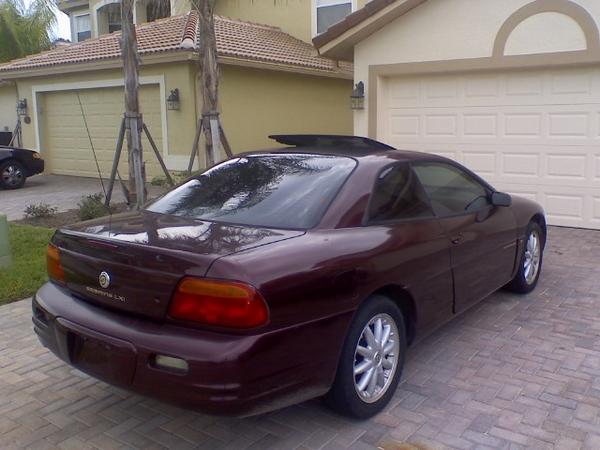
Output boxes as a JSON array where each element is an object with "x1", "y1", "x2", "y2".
[{"x1": 268, "y1": 134, "x2": 395, "y2": 150}]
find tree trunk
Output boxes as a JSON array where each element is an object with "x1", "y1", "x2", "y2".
[
  {"x1": 196, "y1": 0, "x2": 220, "y2": 166},
  {"x1": 121, "y1": 0, "x2": 145, "y2": 208}
]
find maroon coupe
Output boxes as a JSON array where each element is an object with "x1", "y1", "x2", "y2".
[{"x1": 33, "y1": 135, "x2": 546, "y2": 418}]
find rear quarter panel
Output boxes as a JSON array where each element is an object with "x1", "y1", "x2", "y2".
[
  {"x1": 207, "y1": 223, "x2": 453, "y2": 333},
  {"x1": 206, "y1": 222, "x2": 453, "y2": 391}
]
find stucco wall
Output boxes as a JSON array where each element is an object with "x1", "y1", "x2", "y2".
[
  {"x1": 216, "y1": 0, "x2": 312, "y2": 42},
  {"x1": 15, "y1": 61, "x2": 198, "y2": 171},
  {"x1": 13, "y1": 61, "x2": 352, "y2": 175},
  {"x1": 0, "y1": 84, "x2": 17, "y2": 132},
  {"x1": 217, "y1": 0, "x2": 371, "y2": 43},
  {"x1": 353, "y1": 0, "x2": 600, "y2": 135},
  {"x1": 72, "y1": 0, "x2": 369, "y2": 43},
  {"x1": 219, "y1": 65, "x2": 353, "y2": 154}
]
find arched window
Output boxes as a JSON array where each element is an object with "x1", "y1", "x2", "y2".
[{"x1": 96, "y1": 1, "x2": 122, "y2": 35}]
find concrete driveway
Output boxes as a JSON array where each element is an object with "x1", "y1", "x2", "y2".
[
  {"x1": 1, "y1": 226, "x2": 600, "y2": 449},
  {"x1": 0, "y1": 175, "x2": 164, "y2": 221}
]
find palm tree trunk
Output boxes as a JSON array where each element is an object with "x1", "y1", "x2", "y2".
[
  {"x1": 197, "y1": 0, "x2": 220, "y2": 166},
  {"x1": 121, "y1": 0, "x2": 145, "y2": 208}
]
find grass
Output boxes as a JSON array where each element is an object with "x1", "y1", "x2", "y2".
[{"x1": 0, "y1": 224, "x2": 55, "y2": 306}]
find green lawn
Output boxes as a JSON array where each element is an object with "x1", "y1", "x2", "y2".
[{"x1": 0, "y1": 224, "x2": 55, "y2": 305}]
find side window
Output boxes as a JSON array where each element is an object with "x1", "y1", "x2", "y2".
[
  {"x1": 368, "y1": 164, "x2": 434, "y2": 223},
  {"x1": 412, "y1": 162, "x2": 489, "y2": 216}
]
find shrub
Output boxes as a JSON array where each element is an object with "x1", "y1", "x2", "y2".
[
  {"x1": 150, "y1": 171, "x2": 189, "y2": 187},
  {"x1": 171, "y1": 171, "x2": 189, "y2": 184},
  {"x1": 77, "y1": 193, "x2": 108, "y2": 221},
  {"x1": 24, "y1": 203, "x2": 58, "y2": 219},
  {"x1": 150, "y1": 176, "x2": 167, "y2": 186}
]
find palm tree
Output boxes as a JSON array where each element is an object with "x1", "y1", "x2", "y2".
[{"x1": 0, "y1": 0, "x2": 56, "y2": 63}]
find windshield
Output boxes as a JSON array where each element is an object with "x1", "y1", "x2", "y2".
[{"x1": 146, "y1": 154, "x2": 356, "y2": 229}]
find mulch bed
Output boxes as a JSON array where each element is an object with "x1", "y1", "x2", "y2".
[{"x1": 14, "y1": 203, "x2": 130, "y2": 229}]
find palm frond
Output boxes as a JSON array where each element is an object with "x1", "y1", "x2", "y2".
[{"x1": 0, "y1": 0, "x2": 57, "y2": 62}]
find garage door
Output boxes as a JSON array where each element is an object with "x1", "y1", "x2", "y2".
[
  {"x1": 380, "y1": 66, "x2": 600, "y2": 230},
  {"x1": 40, "y1": 85, "x2": 164, "y2": 179}
]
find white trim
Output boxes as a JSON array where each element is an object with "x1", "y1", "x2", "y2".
[
  {"x1": 31, "y1": 75, "x2": 173, "y2": 168},
  {"x1": 312, "y1": 0, "x2": 357, "y2": 38},
  {"x1": 72, "y1": 12, "x2": 91, "y2": 43},
  {"x1": 92, "y1": 0, "x2": 135, "y2": 38},
  {"x1": 317, "y1": 0, "x2": 354, "y2": 7}
]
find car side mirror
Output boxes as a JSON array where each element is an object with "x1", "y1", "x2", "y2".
[{"x1": 490, "y1": 191, "x2": 512, "y2": 207}]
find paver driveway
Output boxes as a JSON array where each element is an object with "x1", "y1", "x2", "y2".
[
  {"x1": 1, "y1": 226, "x2": 599, "y2": 450},
  {"x1": 0, "y1": 175, "x2": 165, "y2": 221}
]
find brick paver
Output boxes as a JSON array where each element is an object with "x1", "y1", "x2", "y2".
[{"x1": 1, "y1": 226, "x2": 599, "y2": 449}]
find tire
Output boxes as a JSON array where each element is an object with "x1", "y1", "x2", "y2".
[
  {"x1": 505, "y1": 221, "x2": 544, "y2": 294},
  {"x1": 325, "y1": 295, "x2": 406, "y2": 418},
  {"x1": 0, "y1": 160, "x2": 26, "y2": 189}
]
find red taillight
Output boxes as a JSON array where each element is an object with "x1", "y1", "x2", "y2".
[
  {"x1": 169, "y1": 278, "x2": 269, "y2": 329},
  {"x1": 47, "y1": 244, "x2": 65, "y2": 284}
]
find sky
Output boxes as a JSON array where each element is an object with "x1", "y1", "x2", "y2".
[
  {"x1": 53, "y1": 6, "x2": 71, "y2": 41},
  {"x1": 23, "y1": 0, "x2": 71, "y2": 41}
]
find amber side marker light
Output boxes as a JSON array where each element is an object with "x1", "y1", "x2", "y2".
[
  {"x1": 169, "y1": 278, "x2": 269, "y2": 329},
  {"x1": 47, "y1": 243, "x2": 65, "y2": 284}
]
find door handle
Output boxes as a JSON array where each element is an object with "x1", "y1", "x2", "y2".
[{"x1": 451, "y1": 234, "x2": 464, "y2": 245}]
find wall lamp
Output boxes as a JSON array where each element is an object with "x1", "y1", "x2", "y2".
[
  {"x1": 350, "y1": 81, "x2": 365, "y2": 110},
  {"x1": 16, "y1": 98, "x2": 28, "y2": 116},
  {"x1": 166, "y1": 88, "x2": 180, "y2": 111}
]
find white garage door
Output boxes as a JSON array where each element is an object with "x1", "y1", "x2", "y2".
[
  {"x1": 380, "y1": 66, "x2": 600, "y2": 230},
  {"x1": 40, "y1": 85, "x2": 164, "y2": 179}
]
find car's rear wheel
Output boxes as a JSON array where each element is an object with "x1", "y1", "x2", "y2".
[
  {"x1": 0, "y1": 160, "x2": 26, "y2": 189},
  {"x1": 506, "y1": 222, "x2": 544, "y2": 294},
  {"x1": 325, "y1": 295, "x2": 406, "y2": 418}
]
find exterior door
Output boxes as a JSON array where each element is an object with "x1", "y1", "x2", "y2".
[
  {"x1": 412, "y1": 161, "x2": 517, "y2": 313},
  {"x1": 366, "y1": 163, "x2": 454, "y2": 333}
]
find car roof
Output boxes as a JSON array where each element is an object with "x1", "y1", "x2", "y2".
[{"x1": 238, "y1": 134, "x2": 447, "y2": 164}]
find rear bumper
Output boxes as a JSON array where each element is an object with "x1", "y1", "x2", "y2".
[{"x1": 33, "y1": 282, "x2": 351, "y2": 416}]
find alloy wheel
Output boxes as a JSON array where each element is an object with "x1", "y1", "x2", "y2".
[
  {"x1": 1, "y1": 164, "x2": 24, "y2": 188},
  {"x1": 524, "y1": 230, "x2": 541, "y2": 285},
  {"x1": 353, "y1": 313, "x2": 400, "y2": 403}
]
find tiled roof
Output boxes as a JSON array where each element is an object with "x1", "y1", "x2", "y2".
[
  {"x1": 215, "y1": 16, "x2": 352, "y2": 74},
  {"x1": 0, "y1": 12, "x2": 352, "y2": 77},
  {"x1": 313, "y1": 0, "x2": 397, "y2": 49},
  {"x1": 312, "y1": 0, "x2": 426, "y2": 58}
]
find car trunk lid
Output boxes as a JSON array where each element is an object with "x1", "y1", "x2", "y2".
[{"x1": 53, "y1": 211, "x2": 304, "y2": 320}]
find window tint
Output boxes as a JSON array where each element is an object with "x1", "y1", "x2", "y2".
[
  {"x1": 146, "y1": 154, "x2": 356, "y2": 229},
  {"x1": 368, "y1": 164, "x2": 434, "y2": 223},
  {"x1": 412, "y1": 162, "x2": 489, "y2": 216}
]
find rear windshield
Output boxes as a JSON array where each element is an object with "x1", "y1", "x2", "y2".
[{"x1": 146, "y1": 154, "x2": 356, "y2": 229}]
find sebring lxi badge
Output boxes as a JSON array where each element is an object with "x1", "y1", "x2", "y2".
[
  {"x1": 85, "y1": 272, "x2": 126, "y2": 303},
  {"x1": 99, "y1": 271, "x2": 111, "y2": 289}
]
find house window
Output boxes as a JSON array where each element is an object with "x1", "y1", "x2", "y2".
[
  {"x1": 106, "y1": 3, "x2": 121, "y2": 33},
  {"x1": 75, "y1": 14, "x2": 91, "y2": 42},
  {"x1": 316, "y1": 0, "x2": 352, "y2": 34},
  {"x1": 146, "y1": 0, "x2": 170, "y2": 22}
]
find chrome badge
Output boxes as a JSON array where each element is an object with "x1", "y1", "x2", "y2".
[{"x1": 98, "y1": 271, "x2": 111, "y2": 289}]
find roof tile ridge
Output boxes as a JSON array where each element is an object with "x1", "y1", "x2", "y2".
[
  {"x1": 215, "y1": 15, "x2": 282, "y2": 32},
  {"x1": 181, "y1": 10, "x2": 198, "y2": 49}
]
